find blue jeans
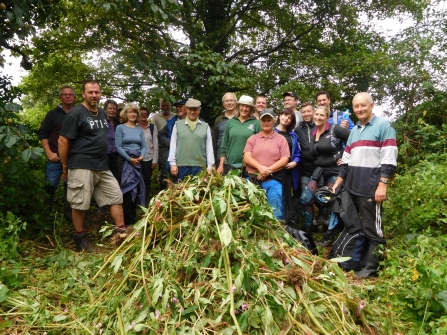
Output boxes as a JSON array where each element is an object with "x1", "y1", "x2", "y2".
[
  {"x1": 44, "y1": 161, "x2": 63, "y2": 194},
  {"x1": 176, "y1": 166, "x2": 203, "y2": 183},
  {"x1": 261, "y1": 179, "x2": 283, "y2": 220}
]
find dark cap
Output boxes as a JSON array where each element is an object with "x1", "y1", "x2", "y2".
[
  {"x1": 185, "y1": 99, "x2": 201, "y2": 108},
  {"x1": 260, "y1": 108, "x2": 276, "y2": 119},
  {"x1": 282, "y1": 91, "x2": 299, "y2": 101},
  {"x1": 173, "y1": 99, "x2": 187, "y2": 107}
]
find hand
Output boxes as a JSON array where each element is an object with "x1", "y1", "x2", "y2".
[
  {"x1": 47, "y1": 152, "x2": 60, "y2": 162},
  {"x1": 340, "y1": 120, "x2": 349, "y2": 129},
  {"x1": 207, "y1": 169, "x2": 212, "y2": 175},
  {"x1": 332, "y1": 182, "x2": 340, "y2": 194},
  {"x1": 336, "y1": 158, "x2": 343, "y2": 166},
  {"x1": 170, "y1": 165, "x2": 178, "y2": 176},
  {"x1": 217, "y1": 164, "x2": 225, "y2": 175},
  {"x1": 62, "y1": 166, "x2": 68, "y2": 176},
  {"x1": 285, "y1": 161, "x2": 297, "y2": 169},
  {"x1": 138, "y1": 156, "x2": 144, "y2": 162},
  {"x1": 375, "y1": 183, "x2": 387, "y2": 203},
  {"x1": 258, "y1": 165, "x2": 270, "y2": 179},
  {"x1": 151, "y1": 163, "x2": 157, "y2": 169}
]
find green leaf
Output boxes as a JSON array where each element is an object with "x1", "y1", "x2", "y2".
[
  {"x1": 220, "y1": 222, "x2": 232, "y2": 246},
  {"x1": 0, "y1": 284, "x2": 9, "y2": 303},
  {"x1": 328, "y1": 256, "x2": 352, "y2": 263},
  {"x1": 53, "y1": 315, "x2": 68, "y2": 322},
  {"x1": 21, "y1": 148, "x2": 32, "y2": 162},
  {"x1": 111, "y1": 253, "x2": 124, "y2": 273},
  {"x1": 5, "y1": 135, "x2": 17, "y2": 148}
]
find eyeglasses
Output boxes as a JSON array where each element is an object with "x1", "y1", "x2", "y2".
[
  {"x1": 224, "y1": 100, "x2": 235, "y2": 103},
  {"x1": 61, "y1": 94, "x2": 75, "y2": 96}
]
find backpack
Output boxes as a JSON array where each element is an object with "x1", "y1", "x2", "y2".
[
  {"x1": 329, "y1": 228, "x2": 365, "y2": 271},
  {"x1": 285, "y1": 225, "x2": 318, "y2": 256}
]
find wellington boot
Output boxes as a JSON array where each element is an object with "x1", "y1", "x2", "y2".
[{"x1": 355, "y1": 243, "x2": 379, "y2": 278}]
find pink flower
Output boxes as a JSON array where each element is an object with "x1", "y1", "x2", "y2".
[
  {"x1": 155, "y1": 310, "x2": 161, "y2": 319},
  {"x1": 129, "y1": 321, "x2": 136, "y2": 330},
  {"x1": 155, "y1": 199, "x2": 162, "y2": 207},
  {"x1": 284, "y1": 258, "x2": 290, "y2": 264},
  {"x1": 135, "y1": 231, "x2": 140, "y2": 237},
  {"x1": 277, "y1": 281, "x2": 284, "y2": 289},
  {"x1": 232, "y1": 285, "x2": 236, "y2": 292},
  {"x1": 172, "y1": 297, "x2": 179, "y2": 304},
  {"x1": 241, "y1": 303, "x2": 248, "y2": 311}
]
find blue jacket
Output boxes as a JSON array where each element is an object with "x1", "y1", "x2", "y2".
[
  {"x1": 274, "y1": 128, "x2": 301, "y2": 190},
  {"x1": 121, "y1": 149, "x2": 146, "y2": 206},
  {"x1": 328, "y1": 110, "x2": 355, "y2": 130}
]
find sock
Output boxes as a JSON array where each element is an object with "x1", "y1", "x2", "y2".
[
  {"x1": 75, "y1": 230, "x2": 85, "y2": 236},
  {"x1": 116, "y1": 224, "x2": 126, "y2": 230}
]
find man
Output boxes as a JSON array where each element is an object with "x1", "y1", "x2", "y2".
[
  {"x1": 39, "y1": 85, "x2": 75, "y2": 222},
  {"x1": 332, "y1": 92, "x2": 398, "y2": 278},
  {"x1": 294, "y1": 102, "x2": 317, "y2": 231},
  {"x1": 213, "y1": 92, "x2": 237, "y2": 163},
  {"x1": 58, "y1": 80, "x2": 126, "y2": 252},
  {"x1": 315, "y1": 90, "x2": 354, "y2": 129},
  {"x1": 283, "y1": 91, "x2": 303, "y2": 123},
  {"x1": 158, "y1": 99, "x2": 187, "y2": 181},
  {"x1": 139, "y1": 107, "x2": 158, "y2": 205},
  {"x1": 152, "y1": 99, "x2": 175, "y2": 190},
  {"x1": 168, "y1": 99, "x2": 214, "y2": 181},
  {"x1": 254, "y1": 94, "x2": 268, "y2": 119}
]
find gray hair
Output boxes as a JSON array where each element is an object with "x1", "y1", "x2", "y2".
[
  {"x1": 59, "y1": 85, "x2": 75, "y2": 96},
  {"x1": 222, "y1": 92, "x2": 237, "y2": 104},
  {"x1": 353, "y1": 92, "x2": 373, "y2": 104}
]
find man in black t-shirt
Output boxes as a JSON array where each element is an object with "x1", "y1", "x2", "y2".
[{"x1": 58, "y1": 80, "x2": 126, "y2": 252}]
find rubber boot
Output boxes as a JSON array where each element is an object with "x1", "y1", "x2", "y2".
[{"x1": 355, "y1": 244, "x2": 379, "y2": 278}]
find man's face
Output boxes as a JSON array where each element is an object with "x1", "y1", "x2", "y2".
[
  {"x1": 255, "y1": 97, "x2": 267, "y2": 113},
  {"x1": 223, "y1": 94, "x2": 236, "y2": 112},
  {"x1": 316, "y1": 94, "x2": 330, "y2": 108},
  {"x1": 82, "y1": 83, "x2": 101, "y2": 109},
  {"x1": 186, "y1": 107, "x2": 200, "y2": 121},
  {"x1": 284, "y1": 96, "x2": 298, "y2": 110},
  {"x1": 161, "y1": 102, "x2": 171, "y2": 115},
  {"x1": 352, "y1": 94, "x2": 374, "y2": 125},
  {"x1": 60, "y1": 88, "x2": 76, "y2": 106},
  {"x1": 177, "y1": 105, "x2": 187, "y2": 119},
  {"x1": 301, "y1": 106, "x2": 315, "y2": 123},
  {"x1": 140, "y1": 110, "x2": 149, "y2": 121}
]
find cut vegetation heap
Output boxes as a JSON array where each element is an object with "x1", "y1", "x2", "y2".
[{"x1": 2, "y1": 171, "x2": 385, "y2": 334}]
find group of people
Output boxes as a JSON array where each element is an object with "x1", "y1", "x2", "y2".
[{"x1": 39, "y1": 82, "x2": 398, "y2": 279}]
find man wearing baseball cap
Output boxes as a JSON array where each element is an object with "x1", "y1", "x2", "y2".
[
  {"x1": 283, "y1": 91, "x2": 303, "y2": 123},
  {"x1": 168, "y1": 99, "x2": 214, "y2": 181}
]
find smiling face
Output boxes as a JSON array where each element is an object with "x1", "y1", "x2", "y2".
[
  {"x1": 283, "y1": 96, "x2": 298, "y2": 110},
  {"x1": 260, "y1": 115, "x2": 275, "y2": 132},
  {"x1": 279, "y1": 113, "x2": 292, "y2": 127},
  {"x1": 106, "y1": 103, "x2": 117, "y2": 120},
  {"x1": 255, "y1": 96, "x2": 267, "y2": 113},
  {"x1": 313, "y1": 107, "x2": 329, "y2": 127},
  {"x1": 223, "y1": 93, "x2": 236, "y2": 112},
  {"x1": 316, "y1": 93, "x2": 330, "y2": 108},
  {"x1": 238, "y1": 104, "x2": 252, "y2": 120},
  {"x1": 140, "y1": 109, "x2": 149, "y2": 122},
  {"x1": 301, "y1": 105, "x2": 315, "y2": 123},
  {"x1": 186, "y1": 107, "x2": 201, "y2": 121},
  {"x1": 127, "y1": 109, "x2": 138, "y2": 123},
  {"x1": 176, "y1": 104, "x2": 187, "y2": 119},
  {"x1": 352, "y1": 93, "x2": 374, "y2": 125}
]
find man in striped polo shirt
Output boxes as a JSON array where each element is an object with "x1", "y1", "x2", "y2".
[{"x1": 332, "y1": 92, "x2": 398, "y2": 279}]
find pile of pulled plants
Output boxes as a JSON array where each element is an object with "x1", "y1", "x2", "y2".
[{"x1": 2, "y1": 170, "x2": 388, "y2": 334}]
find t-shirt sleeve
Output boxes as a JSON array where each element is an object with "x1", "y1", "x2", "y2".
[
  {"x1": 60, "y1": 114, "x2": 79, "y2": 139},
  {"x1": 243, "y1": 135, "x2": 255, "y2": 153},
  {"x1": 279, "y1": 137, "x2": 290, "y2": 158}
]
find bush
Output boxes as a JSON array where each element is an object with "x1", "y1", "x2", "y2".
[{"x1": 385, "y1": 155, "x2": 447, "y2": 234}]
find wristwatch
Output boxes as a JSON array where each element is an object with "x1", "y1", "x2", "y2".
[{"x1": 379, "y1": 178, "x2": 388, "y2": 184}]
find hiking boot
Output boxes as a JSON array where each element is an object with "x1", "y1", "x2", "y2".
[
  {"x1": 115, "y1": 225, "x2": 128, "y2": 234},
  {"x1": 316, "y1": 232, "x2": 334, "y2": 247},
  {"x1": 74, "y1": 233, "x2": 93, "y2": 252}
]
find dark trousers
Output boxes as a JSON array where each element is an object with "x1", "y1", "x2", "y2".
[
  {"x1": 123, "y1": 191, "x2": 137, "y2": 225},
  {"x1": 351, "y1": 194, "x2": 386, "y2": 246},
  {"x1": 108, "y1": 152, "x2": 120, "y2": 183},
  {"x1": 141, "y1": 160, "x2": 153, "y2": 206}
]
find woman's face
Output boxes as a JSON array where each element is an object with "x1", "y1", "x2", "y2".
[
  {"x1": 313, "y1": 109, "x2": 328, "y2": 127},
  {"x1": 127, "y1": 109, "x2": 138, "y2": 123},
  {"x1": 279, "y1": 113, "x2": 292, "y2": 127},
  {"x1": 261, "y1": 115, "x2": 275, "y2": 131},
  {"x1": 106, "y1": 104, "x2": 117, "y2": 120},
  {"x1": 238, "y1": 104, "x2": 252, "y2": 119}
]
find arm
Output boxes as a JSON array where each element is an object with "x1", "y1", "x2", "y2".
[
  {"x1": 41, "y1": 139, "x2": 59, "y2": 162},
  {"x1": 205, "y1": 126, "x2": 215, "y2": 172},
  {"x1": 115, "y1": 126, "x2": 131, "y2": 161},
  {"x1": 152, "y1": 126, "x2": 159, "y2": 167},
  {"x1": 138, "y1": 128, "x2": 146, "y2": 162},
  {"x1": 168, "y1": 124, "x2": 178, "y2": 176},
  {"x1": 375, "y1": 123, "x2": 398, "y2": 202},
  {"x1": 58, "y1": 136, "x2": 71, "y2": 175},
  {"x1": 334, "y1": 124, "x2": 351, "y2": 143},
  {"x1": 218, "y1": 121, "x2": 231, "y2": 174}
]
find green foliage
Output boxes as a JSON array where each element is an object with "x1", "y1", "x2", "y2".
[
  {"x1": 0, "y1": 211, "x2": 27, "y2": 260},
  {"x1": 369, "y1": 233, "x2": 447, "y2": 334},
  {"x1": 385, "y1": 156, "x2": 447, "y2": 234}
]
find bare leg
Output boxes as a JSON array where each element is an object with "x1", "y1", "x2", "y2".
[
  {"x1": 72, "y1": 209, "x2": 86, "y2": 232},
  {"x1": 110, "y1": 204, "x2": 125, "y2": 227}
]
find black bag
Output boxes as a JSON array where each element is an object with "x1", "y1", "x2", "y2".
[
  {"x1": 285, "y1": 225, "x2": 318, "y2": 255},
  {"x1": 329, "y1": 228, "x2": 365, "y2": 271}
]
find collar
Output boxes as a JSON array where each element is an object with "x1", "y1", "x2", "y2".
[
  {"x1": 300, "y1": 120, "x2": 315, "y2": 128},
  {"x1": 260, "y1": 131, "x2": 276, "y2": 139},
  {"x1": 356, "y1": 114, "x2": 376, "y2": 128},
  {"x1": 312, "y1": 122, "x2": 330, "y2": 136},
  {"x1": 183, "y1": 119, "x2": 202, "y2": 124}
]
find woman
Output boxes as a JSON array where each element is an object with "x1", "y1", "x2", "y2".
[
  {"x1": 115, "y1": 104, "x2": 146, "y2": 226},
  {"x1": 105, "y1": 100, "x2": 120, "y2": 181},
  {"x1": 217, "y1": 95, "x2": 260, "y2": 175},
  {"x1": 243, "y1": 109, "x2": 290, "y2": 219},
  {"x1": 301, "y1": 106, "x2": 350, "y2": 245},
  {"x1": 274, "y1": 109, "x2": 301, "y2": 223}
]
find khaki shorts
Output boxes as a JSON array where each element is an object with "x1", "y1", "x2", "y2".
[{"x1": 67, "y1": 169, "x2": 123, "y2": 210}]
